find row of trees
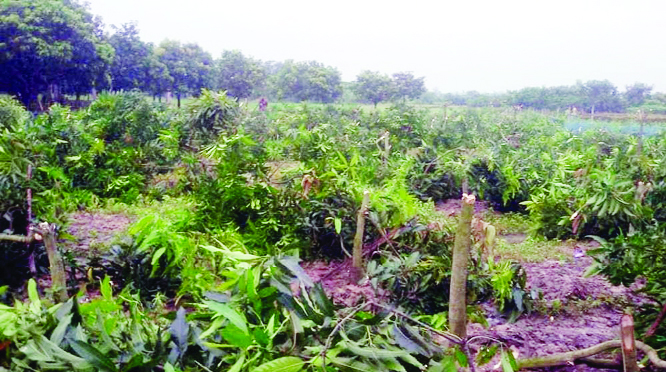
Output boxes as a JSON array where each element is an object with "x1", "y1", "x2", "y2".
[
  {"x1": 0, "y1": 0, "x2": 425, "y2": 109},
  {"x1": 421, "y1": 81, "x2": 658, "y2": 113},
  {"x1": 1, "y1": 0, "x2": 660, "y2": 112}
]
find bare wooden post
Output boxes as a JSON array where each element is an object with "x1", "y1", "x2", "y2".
[
  {"x1": 621, "y1": 313, "x2": 639, "y2": 372},
  {"x1": 352, "y1": 190, "x2": 371, "y2": 281},
  {"x1": 449, "y1": 193, "x2": 475, "y2": 338},
  {"x1": 39, "y1": 223, "x2": 68, "y2": 302}
]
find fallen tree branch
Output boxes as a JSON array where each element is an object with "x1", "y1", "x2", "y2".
[
  {"x1": 645, "y1": 302, "x2": 666, "y2": 338},
  {"x1": 576, "y1": 357, "x2": 621, "y2": 369},
  {"x1": 0, "y1": 233, "x2": 35, "y2": 243},
  {"x1": 368, "y1": 300, "x2": 463, "y2": 346},
  {"x1": 516, "y1": 340, "x2": 666, "y2": 370}
]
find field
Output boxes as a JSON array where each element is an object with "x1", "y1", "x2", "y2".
[{"x1": 1, "y1": 91, "x2": 666, "y2": 371}]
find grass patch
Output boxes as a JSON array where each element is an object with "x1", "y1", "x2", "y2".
[
  {"x1": 485, "y1": 212, "x2": 531, "y2": 235},
  {"x1": 495, "y1": 236, "x2": 571, "y2": 263}
]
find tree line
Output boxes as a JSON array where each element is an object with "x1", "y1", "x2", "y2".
[
  {"x1": 421, "y1": 81, "x2": 664, "y2": 113},
  {"x1": 0, "y1": 0, "x2": 661, "y2": 113},
  {"x1": 0, "y1": 0, "x2": 425, "y2": 109}
]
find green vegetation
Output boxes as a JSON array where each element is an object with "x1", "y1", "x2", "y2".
[
  {"x1": 1, "y1": 89, "x2": 665, "y2": 369},
  {"x1": 3, "y1": 0, "x2": 664, "y2": 114},
  {"x1": 1, "y1": 0, "x2": 666, "y2": 370}
]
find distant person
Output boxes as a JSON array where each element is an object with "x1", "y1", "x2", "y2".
[{"x1": 259, "y1": 97, "x2": 268, "y2": 112}]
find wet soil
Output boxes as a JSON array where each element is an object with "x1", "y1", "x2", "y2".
[
  {"x1": 62, "y1": 211, "x2": 133, "y2": 255},
  {"x1": 302, "y1": 229, "x2": 650, "y2": 371},
  {"x1": 469, "y1": 248, "x2": 650, "y2": 371},
  {"x1": 63, "y1": 207, "x2": 652, "y2": 371},
  {"x1": 437, "y1": 198, "x2": 493, "y2": 217},
  {"x1": 301, "y1": 259, "x2": 386, "y2": 308}
]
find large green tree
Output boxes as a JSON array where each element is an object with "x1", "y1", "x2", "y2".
[
  {"x1": 624, "y1": 83, "x2": 652, "y2": 107},
  {"x1": 156, "y1": 40, "x2": 214, "y2": 107},
  {"x1": 392, "y1": 72, "x2": 426, "y2": 101},
  {"x1": 0, "y1": 0, "x2": 113, "y2": 108},
  {"x1": 270, "y1": 60, "x2": 342, "y2": 103},
  {"x1": 582, "y1": 80, "x2": 623, "y2": 113},
  {"x1": 353, "y1": 71, "x2": 394, "y2": 107},
  {"x1": 215, "y1": 50, "x2": 265, "y2": 99},
  {"x1": 107, "y1": 22, "x2": 152, "y2": 92}
]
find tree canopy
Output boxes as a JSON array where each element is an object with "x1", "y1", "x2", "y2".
[
  {"x1": 216, "y1": 50, "x2": 266, "y2": 99},
  {"x1": 0, "y1": 0, "x2": 113, "y2": 107},
  {"x1": 353, "y1": 71, "x2": 395, "y2": 107}
]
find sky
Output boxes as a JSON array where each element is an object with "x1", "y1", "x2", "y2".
[{"x1": 85, "y1": 0, "x2": 666, "y2": 93}]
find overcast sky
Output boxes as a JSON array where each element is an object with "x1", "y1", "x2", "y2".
[{"x1": 86, "y1": 0, "x2": 666, "y2": 93}]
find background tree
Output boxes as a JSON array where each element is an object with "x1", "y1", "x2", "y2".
[
  {"x1": 144, "y1": 46, "x2": 173, "y2": 100},
  {"x1": 156, "y1": 40, "x2": 213, "y2": 107},
  {"x1": 108, "y1": 22, "x2": 151, "y2": 92},
  {"x1": 354, "y1": 71, "x2": 394, "y2": 107},
  {"x1": 624, "y1": 83, "x2": 653, "y2": 107},
  {"x1": 582, "y1": 80, "x2": 623, "y2": 114},
  {"x1": 270, "y1": 60, "x2": 342, "y2": 103},
  {"x1": 215, "y1": 50, "x2": 266, "y2": 99},
  {"x1": 0, "y1": 0, "x2": 113, "y2": 108},
  {"x1": 392, "y1": 72, "x2": 426, "y2": 101}
]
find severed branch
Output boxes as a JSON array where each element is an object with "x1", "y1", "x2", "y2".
[
  {"x1": 645, "y1": 302, "x2": 666, "y2": 338},
  {"x1": 0, "y1": 233, "x2": 36, "y2": 243},
  {"x1": 516, "y1": 340, "x2": 666, "y2": 370},
  {"x1": 0, "y1": 223, "x2": 68, "y2": 302}
]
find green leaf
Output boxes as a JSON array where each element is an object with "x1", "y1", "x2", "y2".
[
  {"x1": 100, "y1": 275, "x2": 113, "y2": 301},
  {"x1": 27, "y1": 279, "x2": 41, "y2": 313},
  {"x1": 454, "y1": 348, "x2": 468, "y2": 367},
  {"x1": 170, "y1": 307, "x2": 189, "y2": 359},
  {"x1": 164, "y1": 362, "x2": 176, "y2": 372},
  {"x1": 253, "y1": 327, "x2": 269, "y2": 347},
  {"x1": 228, "y1": 352, "x2": 245, "y2": 372},
  {"x1": 392, "y1": 325, "x2": 428, "y2": 356},
  {"x1": 476, "y1": 345, "x2": 499, "y2": 366},
  {"x1": 71, "y1": 340, "x2": 118, "y2": 372},
  {"x1": 500, "y1": 350, "x2": 515, "y2": 372},
  {"x1": 221, "y1": 323, "x2": 252, "y2": 348},
  {"x1": 276, "y1": 256, "x2": 314, "y2": 287},
  {"x1": 251, "y1": 356, "x2": 304, "y2": 372},
  {"x1": 203, "y1": 301, "x2": 249, "y2": 335},
  {"x1": 334, "y1": 217, "x2": 342, "y2": 234},
  {"x1": 50, "y1": 314, "x2": 73, "y2": 346}
]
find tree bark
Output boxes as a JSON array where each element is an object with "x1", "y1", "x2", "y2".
[
  {"x1": 621, "y1": 314, "x2": 639, "y2": 372},
  {"x1": 448, "y1": 193, "x2": 475, "y2": 338},
  {"x1": 0, "y1": 234, "x2": 34, "y2": 243},
  {"x1": 352, "y1": 190, "x2": 370, "y2": 281},
  {"x1": 39, "y1": 223, "x2": 68, "y2": 302}
]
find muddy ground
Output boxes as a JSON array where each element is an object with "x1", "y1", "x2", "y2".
[{"x1": 63, "y1": 211, "x2": 132, "y2": 254}]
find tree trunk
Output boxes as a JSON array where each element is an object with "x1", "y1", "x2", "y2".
[
  {"x1": 352, "y1": 190, "x2": 371, "y2": 281},
  {"x1": 448, "y1": 193, "x2": 475, "y2": 338},
  {"x1": 40, "y1": 223, "x2": 68, "y2": 302},
  {"x1": 177, "y1": 92, "x2": 181, "y2": 108},
  {"x1": 621, "y1": 314, "x2": 639, "y2": 372},
  {"x1": 0, "y1": 223, "x2": 68, "y2": 302}
]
